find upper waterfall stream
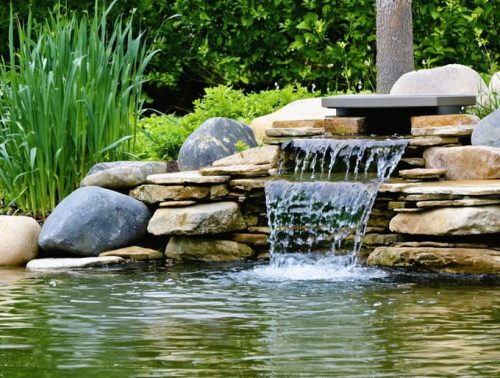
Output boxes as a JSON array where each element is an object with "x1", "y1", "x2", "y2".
[{"x1": 262, "y1": 138, "x2": 408, "y2": 278}]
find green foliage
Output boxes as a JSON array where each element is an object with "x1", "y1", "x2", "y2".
[
  {"x1": 0, "y1": 1, "x2": 154, "y2": 215},
  {"x1": 235, "y1": 140, "x2": 251, "y2": 153},
  {"x1": 135, "y1": 84, "x2": 318, "y2": 160}
]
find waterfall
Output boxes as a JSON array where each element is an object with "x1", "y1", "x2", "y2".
[{"x1": 265, "y1": 138, "x2": 408, "y2": 271}]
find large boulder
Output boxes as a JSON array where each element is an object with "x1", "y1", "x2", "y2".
[
  {"x1": 177, "y1": 117, "x2": 257, "y2": 171},
  {"x1": 147, "y1": 202, "x2": 246, "y2": 235},
  {"x1": 165, "y1": 237, "x2": 254, "y2": 262},
  {"x1": 471, "y1": 108, "x2": 500, "y2": 147},
  {"x1": 424, "y1": 146, "x2": 500, "y2": 180},
  {"x1": 389, "y1": 206, "x2": 500, "y2": 235},
  {"x1": 0, "y1": 216, "x2": 40, "y2": 266},
  {"x1": 390, "y1": 64, "x2": 489, "y2": 105},
  {"x1": 81, "y1": 161, "x2": 166, "y2": 189},
  {"x1": 250, "y1": 98, "x2": 335, "y2": 140},
  {"x1": 39, "y1": 186, "x2": 152, "y2": 256},
  {"x1": 367, "y1": 247, "x2": 500, "y2": 274}
]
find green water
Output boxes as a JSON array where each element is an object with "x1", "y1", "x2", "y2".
[{"x1": 1, "y1": 262, "x2": 499, "y2": 377}]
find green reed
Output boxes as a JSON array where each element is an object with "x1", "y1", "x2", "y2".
[{"x1": 0, "y1": 2, "x2": 154, "y2": 216}]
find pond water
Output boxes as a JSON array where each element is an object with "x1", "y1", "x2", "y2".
[{"x1": 1, "y1": 262, "x2": 499, "y2": 377}]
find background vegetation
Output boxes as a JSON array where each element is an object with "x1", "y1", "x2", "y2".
[{"x1": 1, "y1": 0, "x2": 498, "y2": 112}]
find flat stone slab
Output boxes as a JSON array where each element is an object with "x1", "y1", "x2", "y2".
[
  {"x1": 165, "y1": 237, "x2": 254, "y2": 262},
  {"x1": 100, "y1": 246, "x2": 163, "y2": 261},
  {"x1": 322, "y1": 94, "x2": 476, "y2": 108},
  {"x1": 416, "y1": 198, "x2": 500, "y2": 208},
  {"x1": 129, "y1": 185, "x2": 210, "y2": 205},
  {"x1": 147, "y1": 202, "x2": 246, "y2": 236},
  {"x1": 379, "y1": 180, "x2": 500, "y2": 196},
  {"x1": 229, "y1": 177, "x2": 273, "y2": 190},
  {"x1": 147, "y1": 171, "x2": 230, "y2": 185},
  {"x1": 399, "y1": 168, "x2": 446, "y2": 179},
  {"x1": 272, "y1": 119, "x2": 325, "y2": 129},
  {"x1": 324, "y1": 117, "x2": 366, "y2": 135},
  {"x1": 265, "y1": 128, "x2": 325, "y2": 137},
  {"x1": 408, "y1": 136, "x2": 458, "y2": 146},
  {"x1": 367, "y1": 247, "x2": 500, "y2": 274},
  {"x1": 200, "y1": 163, "x2": 273, "y2": 177},
  {"x1": 159, "y1": 200, "x2": 197, "y2": 207},
  {"x1": 411, "y1": 114, "x2": 479, "y2": 128},
  {"x1": 26, "y1": 256, "x2": 125, "y2": 271},
  {"x1": 411, "y1": 124, "x2": 475, "y2": 137},
  {"x1": 212, "y1": 145, "x2": 279, "y2": 167},
  {"x1": 389, "y1": 206, "x2": 500, "y2": 235}
]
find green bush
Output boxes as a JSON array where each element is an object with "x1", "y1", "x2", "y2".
[
  {"x1": 0, "y1": 2, "x2": 153, "y2": 215},
  {"x1": 135, "y1": 84, "x2": 319, "y2": 160}
]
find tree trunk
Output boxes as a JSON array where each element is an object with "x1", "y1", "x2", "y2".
[{"x1": 376, "y1": 0, "x2": 414, "y2": 93}]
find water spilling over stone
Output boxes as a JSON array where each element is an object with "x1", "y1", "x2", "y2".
[{"x1": 265, "y1": 138, "x2": 407, "y2": 269}]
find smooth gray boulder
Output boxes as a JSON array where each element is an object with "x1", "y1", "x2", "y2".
[
  {"x1": 39, "y1": 187, "x2": 152, "y2": 256},
  {"x1": 177, "y1": 117, "x2": 257, "y2": 171},
  {"x1": 390, "y1": 64, "x2": 489, "y2": 105},
  {"x1": 81, "y1": 161, "x2": 166, "y2": 189},
  {"x1": 471, "y1": 108, "x2": 500, "y2": 147}
]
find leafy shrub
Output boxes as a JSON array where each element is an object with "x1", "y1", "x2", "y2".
[
  {"x1": 0, "y1": 2, "x2": 153, "y2": 215},
  {"x1": 135, "y1": 84, "x2": 319, "y2": 160}
]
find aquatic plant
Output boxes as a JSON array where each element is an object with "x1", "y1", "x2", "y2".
[{"x1": 0, "y1": 1, "x2": 154, "y2": 215}]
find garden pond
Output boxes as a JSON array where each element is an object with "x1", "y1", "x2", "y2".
[{"x1": 1, "y1": 261, "x2": 499, "y2": 377}]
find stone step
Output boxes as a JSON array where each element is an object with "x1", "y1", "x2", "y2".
[
  {"x1": 200, "y1": 164, "x2": 273, "y2": 178},
  {"x1": 100, "y1": 246, "x2": 164, "y2": 261},
  {"x1": 212, "y1": 145, "x2": 279, "y2": 167},
  {"x1": 147, "y1": 170, "x2": 230, "y2": 185},
  {"x1": 265, "y1": 127, "x2": 324, "y2": 137},
  {"x1": 26, "y1": 257, "x2": 126, "y2": 271},
  {"x1": 379, "y1": 180, "x2": 500, "y2": 196},
  {"x1": 399, "y1": 168, "x2": 446, "y2": 180}
]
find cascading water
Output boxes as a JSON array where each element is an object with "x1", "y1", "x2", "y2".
[{"x1": 255, "y1": 138, "x2": 408, "y2": 280}]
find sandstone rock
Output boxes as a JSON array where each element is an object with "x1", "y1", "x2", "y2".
[
  {"x1": 389, "y1": 206, "x2": 500, "y2": 235},
  {"x1": 99, "y1": 246, "x2": 163, "y2": 261},
  {"x1": 0, "y1": 216, "x2": 40, "y2": 266},
  {"x1": 424, "y1": 146, "x2": 500, "y2": 180},
  {"x1": 177, "y1": 117, "x2": 257, "y2": 171},
  {"x1": 81, "y1": 161, "x2": 166, "y2": 189},
  {"x1": 400, "y1": 158, "x2": 425, "y2": 167},
  {"x1": 471, "y1": 108, "x2": 500, "y2": 147},
  {"x1": 250, "y1": 98, "x2": 335, "y2": 140},
  {"x1": 272, "y1": 119, "x2": 325, "y2": 129},
  {"x1": 165, "y1": 237, "x2": 254, "y2": 262},
  {"x1": 129, "y1": 185, "x2": 209, "y2": 205},
  {"x1": 408, "y1": 136, "x2": 458, "y2": 146},
  {"x1": 416, "y1": 198, "x2": 500, "y2": 208},
  {"x1": 247, "y1": 226, "x2": 270, "y2": 234},
  {"x1": 379, "y1": 180, "x2": 500, "y2": 196},
  {"x1": 147, "y1": 170, "x2": 230, "y2": 185},
  {"x1": 200, "y1": 163, "x2": 273, "y2": 177},
  {"x1": 361, "y1": 233, "x2": 403, "y2": 246},
  {"x1": 390, "y1": 64, "x2": 489, "y2": 105},
  {"x1": 230, "y1": 177, "x2": 273, "y2": 190},
  {"x1": 39, "y1": 187, "x2": 151, "y2": 256},
  {"x1": 324, "y1": 117, "x2": 367, "y2": 135},
  {"x1": 26, "y1": 256, "x2": 125, "y2": 271},
  {"x1": 265, "y1": 128, "x2": 324, "y2": 137},
  {"x1": 232, "y1": 233, "x2": 268, "y2": 246},
  {"x1": 411, "y1": 114, "x2": 479, "y2": 129},
  {"x1": 399, "y1": 168, "x2": 446, "y2": 180},
  {"x1": 367, "y1": 247, "x2": 500, "y2": 274},
  {"x1": 159, "y1": 200, "x2": 197, "y2": 207},
  {"x1": 212, "y1": 145, "x2": 279, "y2": 167},
  {"x1": 489, "y1": 72, "x2": 500, "y2": 94},
  {"x1": 209, "y1": 184, "x2": 229, "y2": 199},
  {"x1": 147, "y1": 202, "x2": 246, "y2": 235},
  {"x1": 411, "y1": 125, "x2": 475, "y2": 137}
]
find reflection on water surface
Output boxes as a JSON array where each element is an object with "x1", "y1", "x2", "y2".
[{"x1": 0, "y1": 263, "x2": 499, "y2": 377}]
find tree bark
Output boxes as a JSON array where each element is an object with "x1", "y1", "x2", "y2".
[{"x1": 376, "y1": 0, "x2": 414, "y2": 93}]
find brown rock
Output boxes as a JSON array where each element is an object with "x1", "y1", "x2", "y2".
[
  {"x1": 324, "y1": 117, "x2": 366, "y2": 134},
  {"x1": 232, "y1": 233, "x2": 268, "y2": 246},
  {"x1": 165, "y1": 237, "x2": 254, "y2": 262},
  {"x1": 100, "y1": 246, "x2": 163, "y2": 261},
  {"x1": 272, "y1": 119, "x2": 325, "y2": 129},
  {"x1": 379, "y1": 180, "x2": 500, "y2": 196},
  {"x1": 212, "y1": 145, "x2": 280, "y2": 167},
  {"x1": 416, "y1": 198, "x2": 500, "y2": 208},
  {"x1": 229, "y1": 177, "x2": 273, "y2": 190},
  {"x1": 130, "y1": 185, "x2": 209, "y2": 205},
  {"x1": 411, "y1": 125, "x2": 474, "y2": 137},
  {"x1": 411, "y1": 114, "x2": 479, "y2": 128},
  {"x1": 389, "y1": 206, "x2": 500, "y2": 235},
  {"x1": 210, "y1": 184, "x2": 229, "y2": 199},
  {"x1": 424, "y1": 146, "x2": 500, "y2": 180},
  {"x1": 400, "y1": 158, "x2": 425, "y2": 167},
  {"x1": 367, "y1": 246, "x2": 500, "y2": 274},
  {"x1": 159, "y1": 200, "x2": 197, "y2": 207}
]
